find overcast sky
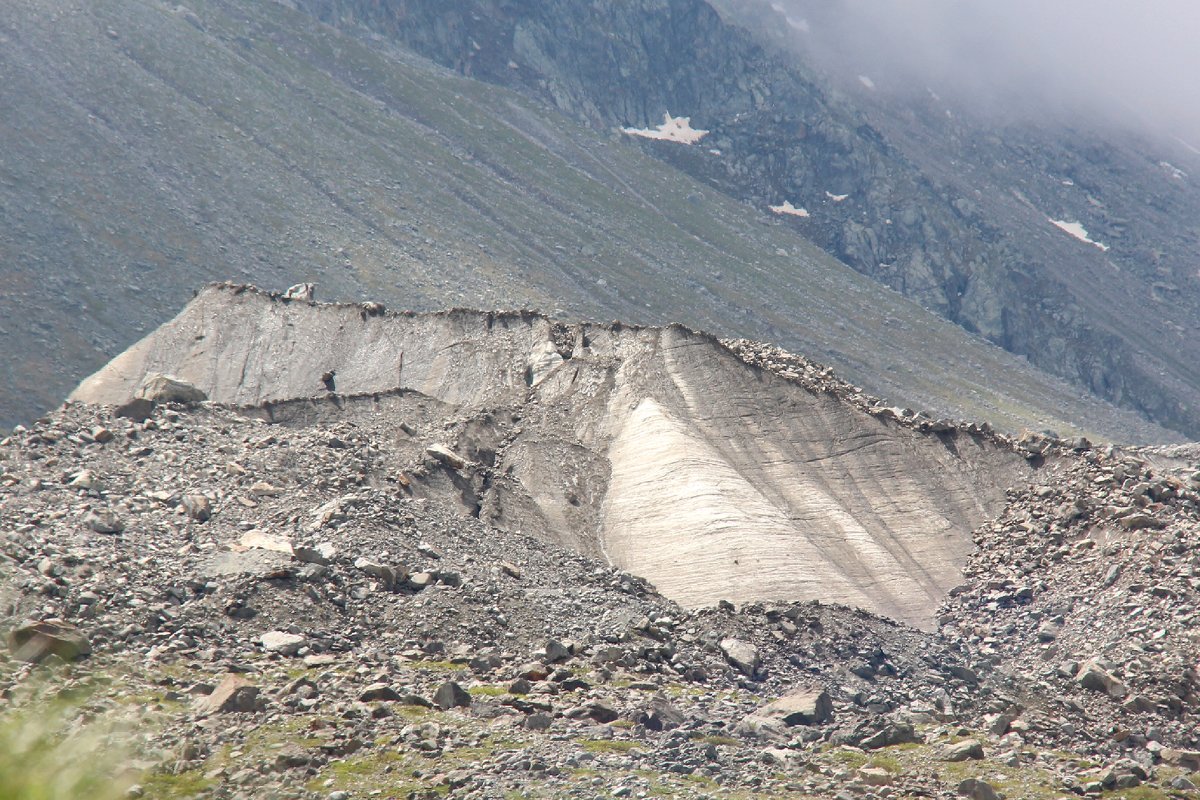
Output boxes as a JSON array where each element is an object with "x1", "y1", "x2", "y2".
[{"x1": 764, "y1": 0, "x2": 1200, "y2": 146}]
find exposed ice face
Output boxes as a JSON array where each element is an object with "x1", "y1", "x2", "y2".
[
  {"x1": 1049, "y1": 218, "x2": 1110, "y2": 251},
  {"x1": 769, "y1": 200, "x2": 811, "y2": 217},
  {"x1": 622, "y1": 113, "x2": 709, "y2": 144}
]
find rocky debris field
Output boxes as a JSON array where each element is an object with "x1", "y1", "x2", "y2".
[{"x1": 1, "y1": 377, "x2": 1199, "y2": 798}]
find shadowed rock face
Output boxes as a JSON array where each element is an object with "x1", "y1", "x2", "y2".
[{"x1": 71, "y1": 284, "x2": 1033, "y2": 628}]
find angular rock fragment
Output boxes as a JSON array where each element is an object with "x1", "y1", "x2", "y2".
[
  {"x1": 360, "y1": 683, "x2": 402, "y2": 702},
  {"x1": 239, "y1": 529, "x2": 293, "y2": 554},
  {"x1": 636, "y1": 696, "x2": 685, "y2": 731},
  {"x1": 182, "y1": 493, "x2": 212, "y2": 522},
  {"x1": 720, "y1": 638, "x2": 760, "y2": 676},
  {"x1": 756, "y1": 689, "x2": 833, "y2": 726},
  {"x1": 425, "y1": 444, "x2": 467, "y2": 470},
  {"x1": 6, "y1": 620, "x2": 92, "y2": 663},
  {"x1": 194, "y1": 674, "x2": 259, "y2": 715},
  {"x1": 943, "y1": 739, "x2": 984, "y2": 761},
  {"x1": 1077, "y1": 661, "x2": 1127, "y2": 698},
  {"x1": 261, "y1": 631, "x2": 306, "y2": 656},
  {"x1": 957, "y1": 778, "x2": 999, "y2": 800},
  {"x1": 433, "y1": 681, "x2": 472, "y2": 710},
  {"x1": 139, "y1": 374, "x2": 207, "y2": 404},
  {"x1": 84, "y1": 509, "x2": 124, "y2": 533}
]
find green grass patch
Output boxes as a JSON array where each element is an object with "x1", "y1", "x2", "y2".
[
  {"x1": 139, "y1": 769, "x2": 214, "y2": 799},
  {"x1": 579, "y1": 739, "x2": 640, "y2": 755},
  {"x1": 0, "y1": 698, "x2": 138, "y2": 800},
  {"x1": 410, "y1": 660, "x2": 467, "y2": 673},
  {"x1": 828, "y1": 748, "x2": 869, "y2": 770},
  {"x1": 691, "y1": 734, "x2": 741, "y2": 747},
  {"x1": 307, "y1": 749, "x2": 448, "y2": 796}
]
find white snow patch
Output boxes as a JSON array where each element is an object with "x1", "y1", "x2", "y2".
[
  {"x1": 707, "y1": 148, "x2": 722, "y2": 156},
  {"x1": 858, "y1": 75, "x2": 876, "y2": 90},
  {"x1": 622, "y1": 113, "x2": 708, "y2": 145},
  {"x1": 1061, "y1": 179, "x2": 1075, "y2": 186},
  {"x1": 1050, "y1": 218, "x2": 1109, "y2": 252},
  {"x1": 770, "y1": 3, "x2": 810, "y2": 31},
  {"x1": 825, "y1": 191, "x2": 849, "y2": 203},
  {"x1": 769, "y1": 200, "x2": 810, "y2": 218},
  {"x1": 1160, "y1": 161, "x2": 1188, "y2": 181},
  {"x1": 926, "y1": 87, "x2": 941, "y2": 102}
]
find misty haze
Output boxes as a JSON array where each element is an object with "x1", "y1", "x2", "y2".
[{"x1": 763, "y1": 0, "x2": 1200, "y2": 144}]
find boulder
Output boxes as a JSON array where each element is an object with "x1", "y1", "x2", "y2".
[
  {"x1": 720, "y1": 638, "x2": 760, "y2": 676},
  {"x1": 138, "y1": 374, "x2": 207, "y2": 404},
  {"x1": 425, "y1": 444, "x2": 467, "y2": 470},
  {"x1": 1160, "y1": 748, "x2": 1200, "y2": 772},
  {"x1": 433, "y1": 681, "x2": 472, "y2": 710},
  {"x1": 1077, "y1": 660, "x2": 1127, "y2": 698},
  {"x1": 195, "y1": 674, "x2": 259, "y2": 714},
  {"x1": 543, "y1": 638, "x2": 571, "y2": 663},
  {"x1": 360, "y1": 683, "x2": 402, "y2": 703},
  {"x1": 239, "y1": 529, "x2": 293, "y2": 554},
  {"x1": 859, "y1": 720, "x2": 922, "y2": 750},
  {"x1": 261, "y1": 631, "x2": 306, "y2": 656},
  {"x1": 756, "y1": 689, "x2": 833, "y2": 726},
  {"x1": 860, "y1": 767, "x2": 893, "y2": 786},
  {"x1": 6, "y1": 620, "x2": 91, "y2": 663},
  {"x1": 943, "y1": 739, "x2": 984, "y2": 762},
  {"x1": 294, "y1": 542, "x2": 336, "y2": 565},
  {"x1": 115, "y1": 397, "x2": 156, "y2": 422},
  {"x1": 636, "y1": 696, "x2": 685, "y2": 731},
  {"x1": 355, "y1": 558, "x2": 406, "y2": 591},
  {"x1": 283, "y1": 282, "x2": 315, "y2": 302},
  {"x1": 182, "y1": 494, "x2": 212, "y2": 522},
  {"x1": 957, "y1": 778, "x2": 999, "y2": 800},
  {"x1": 84, "y1": 509, "x2": 124, "y2": 534}
]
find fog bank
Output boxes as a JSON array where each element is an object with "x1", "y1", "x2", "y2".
[{"x1": 759, "y1": 0, "x2": 1200, "y2": 145}]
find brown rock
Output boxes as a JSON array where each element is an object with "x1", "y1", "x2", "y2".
[
  {"x1": 6, "y1": 620, "x2": 92, "y2": 663},
  {"x1": 1078, "y1": 661, "x2": 1127, "y2": 698},
  {"x1": 194, "y1": 674, "x2": 259, "y2": 715},
  {"x1": 182, "y1": 494, "x2": 212, "y2": 522}
]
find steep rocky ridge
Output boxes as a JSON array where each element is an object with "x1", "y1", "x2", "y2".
[
  {"x1": 290, "y1": 0, "x2": 1200, "y2": 436},
  {"x1": 71, "y1": 284, "x2": 1040, "y2": 627},
  {"x1": 0, "y1": 0, "x2": 1180, "y2": 446}
]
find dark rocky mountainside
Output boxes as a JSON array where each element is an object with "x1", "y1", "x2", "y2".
[
  {"x1": 289, "y1": 0, "x2": 1200, "y2": 437},
  {"x1": 3, "y1": 290, "x2": 1200, "y2": 798},
  {"x1": 0, "y1": 0, "x2": 1179, "y2": 446}
]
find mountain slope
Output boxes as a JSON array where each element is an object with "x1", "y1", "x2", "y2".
[
  {"x1": 287, "y1": 0, "x2": 1200, "y2": 437},
  {"x1": 0, "y1": 0, "x2": 1174, "y2": 443}
]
